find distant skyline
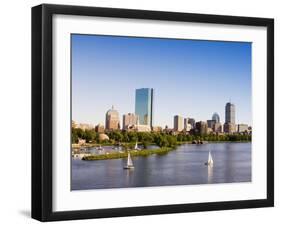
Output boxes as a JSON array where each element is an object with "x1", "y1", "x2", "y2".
[{"x1": 72, "y1": 34, "x2": 252, "y2": 127}]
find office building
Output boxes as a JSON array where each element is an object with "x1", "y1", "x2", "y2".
[
  {"x1": 184, "y1": 118, "x2": 192, "y2": 131},
  {"x1": 123, "y1": 113, "x2": 138, "y2": 130},
  {"x1": 195, "y1": 121, "x2": 208, "y2": 135},
  {"x1": 225, "y1": 102, "x2": 235, "y2": 124},
  {"x1": 135, "y1": 88, "x2": 154, "y2": 128},
  {"x1": 207, "y1": 119, "x2": 216, "y2": 129},
  {"x1": 212, "y1": 112, "x2": 220, "y2": 123},
  {"x1": 105, "y1": 105, "x2": 120, "y2": 130},
  {"x1": 213, "y1": 122, "x2": 222, "y2": 133},
  {"x1": 187, "y1": 118, "x2": 196, "y2": 129},
  {"x1": 223, "y1": 122, "x2": 236, "y2": 134},
  {"x1": 238, "y1": 124, "x2": 248, "y2": 133},
  {"x1": 174, "y1": 115, "x2": 184, "y2": 132}
]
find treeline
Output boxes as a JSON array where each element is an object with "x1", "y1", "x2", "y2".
[
  {"x1": 176, "y1": 133, "x2": 251, "y2": 142},
  {"x1": 72, "y1": 128, "x2": 177, "y2": 148},
  {"x1": 72, "y1": 128, "x2": 251, "y2": 146}
]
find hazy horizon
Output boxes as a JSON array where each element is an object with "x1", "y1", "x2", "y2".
[{"x1": 72, "y1": 34, "x2": 252, "y2": 128}]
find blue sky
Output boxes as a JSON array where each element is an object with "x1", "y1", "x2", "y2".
[{"x1": 72, "y1": 34, "x2": 252, "y2": 127}]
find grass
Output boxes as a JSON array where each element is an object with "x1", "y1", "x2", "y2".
[{"x1": 82, "y1": 147, "x2": 174, "y2": 161}]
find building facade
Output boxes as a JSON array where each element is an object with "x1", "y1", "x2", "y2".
[
  {"x1": 225, "y1": 102, "x2": 235, "y2": 124},
  {"x1": 134, "y1": 124, "x2": 151, "y2": 132},
  {"x1": 105, "y1": 105, "x2": 120, "y2": 130},
  {"x1": 174, "y1": 115, "x2": 184, "y2": 132},
  {"x1": 152, "y1": 126, "x2": 162, "y2": 132},
  {"x1": 95, "y1": 123, "x2": 105, "y2": 133},
  {"x1": 237, "y1": 124, "x2": 248, "y2": 133},
  {"x1": 213, "y1": 122, "x2": 222, "y2": 133},
  {"x1": 135, "y1": 88, "x2": 154, "y2": 128},
  {"x1": 223, "y1": 122, "x2": 236, "y2": 134},
  {"x1": 123, "y1": 113, "x2": 138, "y2": 130},
  {"x1": 187, "y1": 118, "x2": 196, "y2": 129},
  {"x1": 207, "y1": 119, "x2": 216, "y2": 129},
  {"x1": 184, "y1": 118, "x2": 192, "y2": 132},
  {"x1": 212, "y1": 112, "x2": 220, "y2": 123},
  {"x1": 195, "y1": 121, "x2": 208, "y2": 135}
]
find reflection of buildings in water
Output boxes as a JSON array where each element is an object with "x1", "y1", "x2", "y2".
[{"x1": 207, "y1": 165, "x2": 213, "y2": 183}]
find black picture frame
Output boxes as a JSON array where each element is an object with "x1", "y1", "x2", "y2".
[{"x1": 32, "y1": 3, "x2": 274, "y2": 222}]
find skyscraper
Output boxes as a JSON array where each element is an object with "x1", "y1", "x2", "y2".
[
  {"x1": 184, "y1": 118, "x2": 192, "y2": 131},
  {"x1": 105, "y1": 105, "x2": 120, "y2": 130},
  {"x1": 187, "y1": 118, "x2": 196, "y2": 129},
  {"x1": 174, "y1": 115, "x2": 184, "y2": 132},
  {"x1": 135, "y1": 88, "x2": 154, "y2": 128},
  {"x1": 225, "y1": 102, "x2": 235, "y2": 124},
  {"x1": 212, "y1": 112, "x2": 220, "y2": 123}
]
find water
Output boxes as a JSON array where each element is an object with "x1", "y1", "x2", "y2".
[{"x1": 71, "y1": 142, "x2": 251, "y2": 190}]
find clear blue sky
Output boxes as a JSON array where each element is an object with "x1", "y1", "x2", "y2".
[{"x1": 72, "y1": 34, "x2": 252, "y2": 128}]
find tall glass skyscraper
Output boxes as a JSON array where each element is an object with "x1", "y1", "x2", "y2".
[
  {"x1": 135, "y1": 88, "x2": 154, "y2": 127},
  {"x1": 225, "y1": 102, "x2": 235, "y2": 124}
]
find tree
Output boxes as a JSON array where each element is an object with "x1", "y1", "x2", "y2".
[{"x1": 71, "y1": 128, "x2": 78, "y2": 144}]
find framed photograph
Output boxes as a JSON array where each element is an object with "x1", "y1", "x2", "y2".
[{"x1": 32, "y1": 4, "x2": 274, "y2": 221}]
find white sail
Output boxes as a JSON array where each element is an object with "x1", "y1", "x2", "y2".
[
  {"x1": 127, "y1": 152, "x2": 133, "y2": 167},
  {"x1": 134, "y1": 142, "x2": 138, "y2": 150}
]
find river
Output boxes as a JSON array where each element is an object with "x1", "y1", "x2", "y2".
[{"x1": 71, "y1": 142, "x2": 251, "y2": 190}]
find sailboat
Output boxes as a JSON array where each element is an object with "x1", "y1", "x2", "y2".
[
  {"x1": 205, "y1": 151, "x2": 214, "y2": 166},
  {"x1": 134, "y1": 141, "x2": 141, "y2": 151},
  {"x1": 124, "y1": 152, "x2": 134, "y2": 169}
]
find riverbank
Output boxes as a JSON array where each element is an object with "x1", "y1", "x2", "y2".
[
  {"x1": 82, "y1": 147, "x2": 174, "y2": 161},
  {"x1": 73, "y1": 140, "x2": 251, "y2": 149}
]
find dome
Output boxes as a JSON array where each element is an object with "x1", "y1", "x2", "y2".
[
  {"x1": 212, "y1": 112, "x2": 220, "y2": 123},
  {"x1": 99, "y1": 133, "x2": 109, "y2": 141}
]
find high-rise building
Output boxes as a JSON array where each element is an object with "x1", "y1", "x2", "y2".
[
  {"x1": 184, "y1": 118, "x2": 192, "y2": 131},
  {"x1": 135, "y1": 88, "x2": 154, "y2": 128},
  {"x1": 123, "y1": 113, "x2": 138, "y2": 130},
  {"x1": 105, "y1": 105, "x2": 120, "y2": 130},
  {"x1": 187, "y1": 118, "x2": 196, "y2": 129},
  {"x1": 224, "y1": 102, "x2": 236, "y2": 133},
  {"x1": 174, "y1": 115, "x2": 184, "y2": 131},
  {"x1": 225, "y1": 102, "x2": 235, "y2": 124},
  {"x1": 195, "y1": 121, "x2": 208, "y2": 135},
  {"x1": 207, "y1": 119, "x2": 216, "y2": 129},
  {"x1": 212, "y1": 112, "x2": 220, "y2": 123}
]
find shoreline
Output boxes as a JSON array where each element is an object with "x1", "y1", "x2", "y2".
[
  {"x1": 79, "y1": 141, "x2": 252, "y2": 161},
  {"x1": 73, "y1": 140, "x2": 251, "y2": 149},
  {"x1": 82, "y1": 147, "x2": 174, "y2": 161}
]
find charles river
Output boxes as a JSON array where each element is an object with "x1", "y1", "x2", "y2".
[{"x1": 71, "y1": 142, "x2": 251, "y2": 190}]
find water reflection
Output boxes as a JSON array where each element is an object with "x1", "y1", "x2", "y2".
[{"x1": 207, "y1": 165, "x2": 213, "y2": 183}]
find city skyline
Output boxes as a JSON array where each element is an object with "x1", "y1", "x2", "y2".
[
  {"x1": 73, "y1": 94, "x2": 246, "y2": 130},
  {"x1": 72, "y1": 34, "x2": 252, "y2": 127}
]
